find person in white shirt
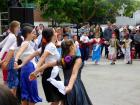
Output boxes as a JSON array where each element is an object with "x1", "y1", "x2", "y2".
[
  {"x1": 0, "y1": 21, "x2": 20, "y2": 96},
  {"x1": 15, "y1": 28, "x2": 64, "y2": 105},
  {"x1": 15, "y1": 26, "x2": 42, "y2": 105},
  {"x1": 80, "y1": 32, "x2": 90, "y2": 62}
]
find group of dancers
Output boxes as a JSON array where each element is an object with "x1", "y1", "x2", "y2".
[
  {"x1": 79, "y1": 25, "x2": 132, "y2": 65},
  {"x1": 0, "y1": 21, "x2": 93, "y2": 105}
]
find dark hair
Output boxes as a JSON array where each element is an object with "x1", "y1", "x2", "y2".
[
  {"x1": 61, "y1": 39, "x2": 74, "y2": 58},
  {"x1": 22, "y1": 23, "x2": 34, "y2": 29},
  {"x1": 21, "y1": 26, "x2": 33, "y2": 39},
  {"x1": 41, "y1": 28, "x2": 54, "y2": 55},
  {"x1": 63, "y1": 33, "x2": 69, "y2": 37},
  {"x1": 0, "y1": 84, "x2": 20, "y2": 105}
]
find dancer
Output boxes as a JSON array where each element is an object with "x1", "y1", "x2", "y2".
[
  {"x1": 14, "y1": 26, "x2": 42, "y2": 105},
  {"x1": 0, "y1": 52, "x2": 8, "y2": 85},
  {"x1": 122, "y1": 34, "x2": 132, "y2": 64},
  {"x1": 90, "y1": 33, "x2": 105, "y2": 65},
  {"x1": 108, "y1": 33, "x2": 120, "y2": 65},
  {"x1": 0, "y1": 28, "x2": 10, "y2": 85},
  {"x1": 29, "y1": 39, "x2": 93, "y2": 105},
  {"x1": 0, "y1": 21, "x2": 20, "y2": 96},
  {"x1": 15, "y1": 28, "x2": 64, "y2": 105}
]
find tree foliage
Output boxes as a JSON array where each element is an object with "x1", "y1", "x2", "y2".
[
  {"x1": 37, "y1": 0, "x2": 140, "y2": 24},
  {"x1": 1, "y1": 0, "x2": 140, "y2": 24}
]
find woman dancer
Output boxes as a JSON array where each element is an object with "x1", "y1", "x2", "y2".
[
  {"x1": 91, "y1": 32, "x2": 105, "y2": 65},
  {"x1": 0, "y1": 21, "x2": 20, "y2": 96},
  {"x1": 15, "y1": 26, "x2": 42, "y2": 105},
  {"x1": 15, "y1": 28, "x2": 64, "y2": 105},
  {"x1": 29, "y1": 39, "x2": 93, "y2": 105}
]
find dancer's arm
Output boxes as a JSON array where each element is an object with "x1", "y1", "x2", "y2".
[
  {"x1": 35, "y1": 51, "x2": 50, "y2": 70},
  {"x1": 66, "y1": 58, "x2": 82, "y2": 93},
  {"x1": 29, "y1": 60, "x2": 58, "y2": 80},
  {"x1": 14, "y1": 51, "x2": 40, "y2": 69},
  {"x1": 15, "y1": 42, "x2": 28, "y2": 62},
  {"x1": 0, "y1": 35, "x2": 15, "y2": 61},
  {"x1": 2, "y1": 50, "x2": 14, "y2": 69}
]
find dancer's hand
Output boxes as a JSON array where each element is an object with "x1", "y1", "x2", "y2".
[
  {"x1": 0, "y1": 60, "x2": 4, "y2": 65},
  {"x1": 65, "y1": 86, "x2": 72, "y2": 93},
  {"x1": 2, "y1": 61, "x2": 8, "y2": 69},
  {"x1": 14, "y1": 62, "x2": 18, "y2": 69},
  {"x1": 29, "y1": 71, "x2": 38, "y2": 81},
  {"x1": 14, "y1": 62, "x2": 23, "y2": 70}
]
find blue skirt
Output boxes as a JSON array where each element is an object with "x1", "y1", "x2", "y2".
[
  {"x1": 21, "y1": 62, "x2": 42, "y2": 103},
  {"x1": 7, "y1": 57, "x2": 19, "y2": 89},
  {"x1": 92, "y1": 45, "x2": 101, "y2": 62}
]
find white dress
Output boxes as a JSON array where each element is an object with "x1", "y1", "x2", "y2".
[{"x1": 124, "y1": 39, "x2": 132, "y2": 62}]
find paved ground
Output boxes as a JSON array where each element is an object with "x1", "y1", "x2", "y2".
[{"x1": 1, "y1": 59, "x2": 140, "y2": 105}]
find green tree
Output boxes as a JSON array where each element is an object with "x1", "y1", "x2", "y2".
[{"x1": 37, "y1": 0, "x2": 140, "y2": 24}]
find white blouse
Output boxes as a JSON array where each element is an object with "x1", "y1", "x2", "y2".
[
  {"x1": 0, "y1": 33, "x2": 17, "y2": 60},
  {"x1": 80, "y1": 35, "x2": 89, "y2": 43},
  {"x1": 45, "y1": 42, "x2": 60, "y2": 63},
  {"x1": 20, "y1": 41, "x2": 36, "y2": 66}
]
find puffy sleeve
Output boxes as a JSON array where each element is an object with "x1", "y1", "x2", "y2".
[
  {"x1": 0, "y1": 34, "x2": 16, "y2": 60},
  {"x1": 45, "y1": 43, "x2": 56, "y2": 55}
]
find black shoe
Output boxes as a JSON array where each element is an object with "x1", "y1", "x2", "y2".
[
  {"x1": 126, "y1": 61, "x2": 131, "y2": 64},
  {"x1": 111, "y1": 62, "x2": 115, "y2": 65}
]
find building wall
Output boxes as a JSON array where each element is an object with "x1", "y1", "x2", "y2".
[
  {"x1": 116, "y1": 10, "x2": 140, "y2": 26},
  {"x1": 34, "y1": 8, "x2": 46, "y2": 22}
]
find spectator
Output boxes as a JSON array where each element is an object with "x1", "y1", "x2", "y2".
[
  {"x1": 112, "y1": 23, "x2": 120, "y2": 40},
  {"x1": 134, "y1": 27, "x2": 140, "y2": 59},
  {"x1": 0, "y1": 84, "x2": 20, "y2": 105},
  {"x1": 126, "y1": 25, "x2": 131, "y2": 34},
  {"x1": 103, "y1": 21, "x2": 113, "y2": 58},
  {"x1": 63, "y1": 33, "x2": 69, "y2": 41}
]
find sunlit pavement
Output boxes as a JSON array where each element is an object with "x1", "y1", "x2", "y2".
[{"x1": 1, "y1": 59, "x2": 140, "y2": 105}]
